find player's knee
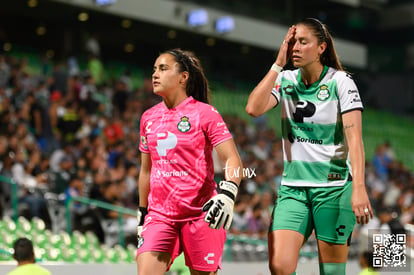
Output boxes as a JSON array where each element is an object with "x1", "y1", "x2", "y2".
[
  {"x1": 269, "y1": 261, "x2": 296, "y2": 275},
  {"x1": 319, "y1": 262, "x2": 346, "y2": 275}
]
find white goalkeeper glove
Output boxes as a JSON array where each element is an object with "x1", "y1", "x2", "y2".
[
  {"x1": 137, "y1": 206, "x2": 148, "y2": 240},
  {"x1": 202, "y1": 180, "x2": 238, "y2": 230}
]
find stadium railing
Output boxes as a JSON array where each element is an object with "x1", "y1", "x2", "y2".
[
  {"x1": 0, "y1": 174, "x2": 137, "y2": 248},
  {"x1": 0, "y1": 175, "x2": 18, "y2": 221},
  {"x1": 65, "y1": 196, "x2": 137, "y2": 247}
]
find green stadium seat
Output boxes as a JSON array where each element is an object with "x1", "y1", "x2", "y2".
[
  {"x1": 85, "y1": 231, "x2": 100, "y2": 248},
  {"x1": 61, "y1": 247, "x2": 77, "y2": 262},
  {"x1": 17, "y1": 216, "x2": 32, "y2": 234},
  {"x1": 114, "y1": 244, "x2": 130, "y2": 263},
  {"x1": 3, "y1": 216, "x2": 17, "y2": 233},
  {"x1": 32, "y1": 231, "x2": 47, "y2": 247},
  {"x1": 1, "y1": 231, "x2": 16, "y2": 246},
  {"x1": 72, "y1": 230, "x2": 88, "y2": 248},
  {"x1": 45, "y1": 247, "x2": 62, "y2": 261},
  {"x1": 104, "y1": 247, "x2": 119, "y2": 263},
  {"x1": 0, "y1": 246, "x2": 13, "y2": 261},
  {"x1": 31, "y1": 217, "x2": 46, "y2": 232},
  {"x1": 33, "y1": 246, "x2": 46, "y2": 261},
  {"x1": 78, "y1": 248, "x2": 92, "y2": 263},
  {"x1": 91, "y1": 247, "x2": 105, "y2": 263},
  {"x1": 45, "y1": 229, "x2": 62, "y2": 248},
  {"x1": 59, "y1": 231, "x2": 73, "y2": 247},
  {"x1": 127, "y1": 244, "x2": 137, "y2": 263}
]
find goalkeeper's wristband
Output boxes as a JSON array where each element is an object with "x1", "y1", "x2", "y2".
[{"x1": 218, "y1": 180, "x2": 238, "y2": 200}]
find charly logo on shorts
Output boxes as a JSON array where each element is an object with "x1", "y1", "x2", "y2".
[
  {"x1": 317, "y1": 85, "x2": 330, "y2": 101},
  {"x1": 137, "y1": 237, "x2": 144, "y2": 249},
  {"x1": 177, "y1": 116, "x2": 191, "y2": 132}
]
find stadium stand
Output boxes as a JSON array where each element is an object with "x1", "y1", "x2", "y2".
[{"x1": 0, "y1": 44, "x2": 413, "y2": 267}]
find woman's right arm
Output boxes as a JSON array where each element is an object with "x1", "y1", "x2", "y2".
[
  {"x1": 246, "y1": 25, "x2": 296, "y2": 117},
  {"x1": 245, "y1": 69, "x2": 279, "y2": 117},
  {"x1": 138, "y1": 152, "x2": 151, "y2": 208}
]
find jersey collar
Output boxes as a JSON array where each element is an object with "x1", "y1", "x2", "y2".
[
  {"x1": 162, "y1": 96, "x2": 193, "y2": 111},
  {"x1": 297, "y1": 66, "x2": 329, "y2": 92}
]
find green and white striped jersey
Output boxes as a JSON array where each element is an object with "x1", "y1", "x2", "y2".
[{"x1": 272, "y1": 66, "x2": 363, "y2": 187}]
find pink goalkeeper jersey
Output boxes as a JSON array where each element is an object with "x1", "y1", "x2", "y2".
[{"x1": 139, "y1": 96, "x2": 232, "y2": 221}]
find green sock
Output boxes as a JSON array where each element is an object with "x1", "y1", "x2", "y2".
[{"x1": 319, "y1": 262, "x2": 346, "y2": 275}]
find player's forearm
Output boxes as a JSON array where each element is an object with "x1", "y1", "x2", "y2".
[
  {"x1": 138, "y1": 172, "x2": 150, "y2": 207},
  {"x1": 246, "y1": 70, "x2": 278, "y2": 117},
  {"x1": 216, "y1": 140, "x2": 242, "y2": 185},
  {"x1": 224, "y1": 156, "x2": 243, "y2": 185},
  {"x1": 349, "y1": 141, "x2": 365, "y2": 188},
  {"x1": 343, "y1": 112, "x2": 365, "y2": 187},
  {"x1": 138, "y1": 153, "x2": 151, "y2": 207}
]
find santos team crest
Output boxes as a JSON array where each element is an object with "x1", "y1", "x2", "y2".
[
  {"x1": 177, "y1": 116, "x2": 191, "y2": 132},
  {"x1": 317, "y1": 85, "x2": 330, "y2": 101}
]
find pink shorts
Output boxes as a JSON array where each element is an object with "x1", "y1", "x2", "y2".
[{"x1": 137, "y1": 213, "x2": 226, "y2": 272}]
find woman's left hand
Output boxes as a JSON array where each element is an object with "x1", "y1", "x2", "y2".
[{"x1": 351, "y1": 185, "x2": 374, "y2": 225}]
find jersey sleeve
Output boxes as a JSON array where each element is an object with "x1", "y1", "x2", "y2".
[
  {"x1": 336, "y1": 71, "x2": 364, "y2": 114},
  {"x1": 201, "y1": 105, "x2": 233, "y2": 147},
  {"x1": 271, "y1": 73, "x2": 282, "y2": 104},
  {"x1": 139, "y1": 111, "x2": 150, "y2": 153}
]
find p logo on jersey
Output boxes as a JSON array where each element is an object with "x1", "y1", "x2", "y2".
[
  {"x1": 177, "y1": 116, "x2": 191, "y2": 132},
  {"x1": 317, "y1": 85, "x2": 330, "y2": 101}
]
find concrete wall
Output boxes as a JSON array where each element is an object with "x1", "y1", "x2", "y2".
[{"x1": 1, "y1": 259, "x2": 413, "y2": 275}]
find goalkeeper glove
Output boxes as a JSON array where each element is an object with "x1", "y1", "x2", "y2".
[
  {"x1": 137, "y1": 206, "x2": 148, "y2": 240},
  {"x1": 202, "y1": 180, "x2": 238, "y2": 230}
]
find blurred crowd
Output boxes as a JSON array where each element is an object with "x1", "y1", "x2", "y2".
[
  {"x1": 0, "y1": 50, "x2": 160, "y2": 244},
  {"x1": 222, "y1": 115, "x2": 414, "y2": 243},
  {"x1": 0, "y1": 49, "x2": 413, "y2": 249}
]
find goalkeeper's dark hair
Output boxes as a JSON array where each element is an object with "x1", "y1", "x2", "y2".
[
  {"x1": 13, "y1": 237, "x2": 35, "y2": 262},
  {"x1": 164, "y1": 48, "x2": 211, "y2": 104},
  {"x1": 297, "y1": 18, "x2": 343, "y2": 71}
]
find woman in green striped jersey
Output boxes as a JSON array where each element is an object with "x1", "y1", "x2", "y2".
[{"x1": 246, "y1": 18, "x2": 374, "y2": 275}]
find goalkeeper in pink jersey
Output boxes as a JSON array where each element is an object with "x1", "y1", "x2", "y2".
[{"x1": 136, "y1": 48, "x2": 242, "y2": 275}]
